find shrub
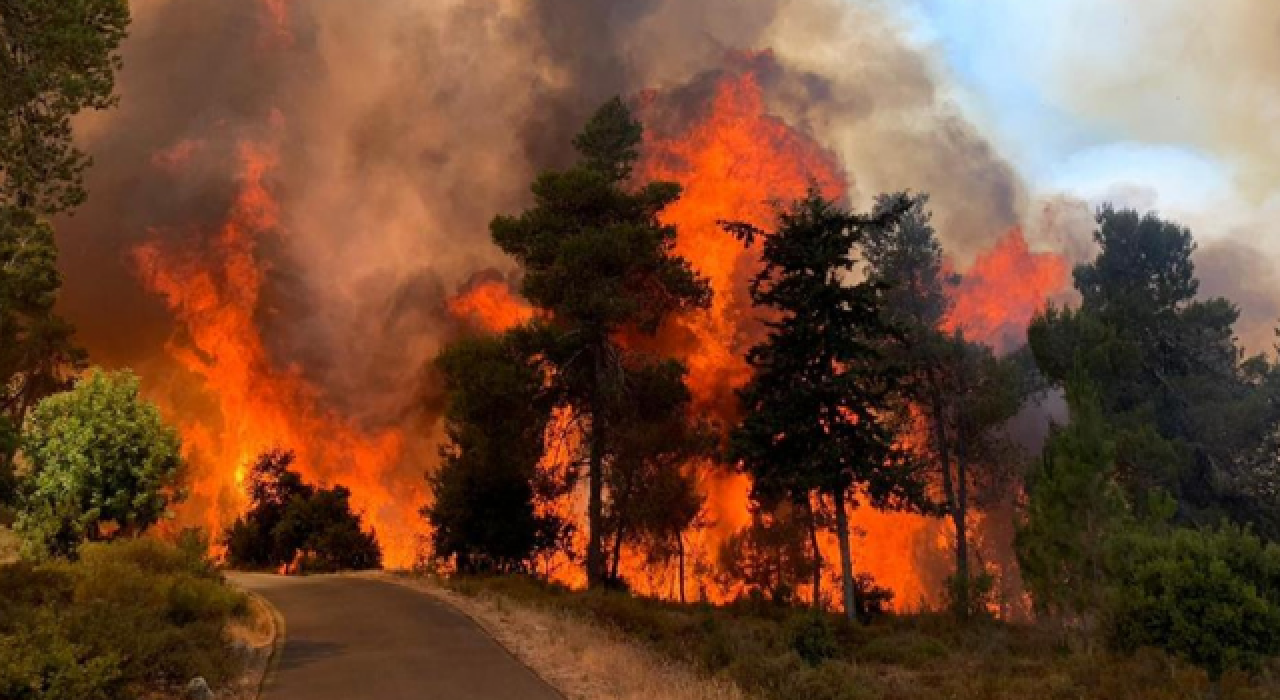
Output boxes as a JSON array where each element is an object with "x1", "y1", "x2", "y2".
[
  {"x1": 224, "y1": 449, "x2": 382, "y2": 572},
  {"x1": 1104, "y1": 524, "x2": 1280, "y2": 680},
  {"x1": 787, "y1": 610, "x2": 841, "y2": 665},
  {"x1": 858, "y1": 630, "x2": 950, "y2": 668},
  {"x1": 0, "y1": 613, "x2": 123, "y2": 700},
  {"x1": 0, "y1": 537, "x2": 248, "y2": 698},
  {"x1": 790, "y1": 660, "x2": 880, "y2": 700},
  {"x1": 944, "y1": 569, "x2": 997, "y2": 619}
]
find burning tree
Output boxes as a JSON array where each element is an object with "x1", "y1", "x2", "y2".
[
  {"x1": 490, "y1": 98, "x2": 712, "y2": 587},
  {"x1": 863, "y1": 193, "x2": 1027, "y2": 617},
  {"x1": 724, "y1": 191, "x2": 931, "y2": 620},
  {"x1": 603, "y1": 358, "x2": 714, "y2": 597}
]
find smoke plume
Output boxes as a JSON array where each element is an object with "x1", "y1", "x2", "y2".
[{"x1": 59, "y1": 0, "x2": 1069, "y2": 595}]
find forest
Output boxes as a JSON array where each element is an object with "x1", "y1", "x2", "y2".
[{"x1": 2, "y1": 2, "x2": 1279, "y2": 699}]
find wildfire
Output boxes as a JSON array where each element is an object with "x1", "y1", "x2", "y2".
[
  {"x1": 947, "y1": 228, "x2": 1069, "y2": 352},
  {"x1": 632, "y1": 57, "x2": 952, "y2": 607},
  {"x1": 134, "y1": 122, "x2": 420, "y2": 567},
  {"x1": 447, "y1": 277, "x2": 535, "y2": 332}
]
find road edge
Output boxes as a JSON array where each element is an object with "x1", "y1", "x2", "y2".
[
  {"x1": 226, "y1": 580, "x2": 286, "y2": 700},
  {"x1": 365, "y1": 571, "x2": 569, "y2": 700}
]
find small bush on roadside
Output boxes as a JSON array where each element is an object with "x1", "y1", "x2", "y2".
[
  {"x1": 0, "y1": 613, "x2": 124, "y2": 700},
  {"x1": 0, "y1": 537, "x2": 248, "y2": 699}
]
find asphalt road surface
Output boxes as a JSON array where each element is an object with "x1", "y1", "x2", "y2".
[{"x1": 229, "y1": 573, "x2": 562, "y2": 700}]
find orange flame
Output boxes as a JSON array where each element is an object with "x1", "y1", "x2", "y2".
[
  {"x1": 447, "y1": 279, "x2": 535, "y2": 332},
  {"x1": 947, "y1": 228, "x2": 1070, "y2": 352},
  {"x1": 635, "y1": 57, "x2": 951, "y2": 608},
  {"x1": 134, "y1": 123, "x2": 421, "y2": 567}
]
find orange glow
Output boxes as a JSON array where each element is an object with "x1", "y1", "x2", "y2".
[
  {"x1": 946, "y1": 228, "x2": 1069, "y2": 352},
  {"x1": 150, "y1": 139, "x2": 205, "y2": 174},
  {"x1": 447, "y1": 279, "x2": 535, "y2": 332},
  {"x1": 134, "y1": 126, "x2": 421, "y2": 568},
  {"x1": 260, "y1": 0, "x2": 292, "y2": 44},
  {"x1": 633, "y1": 56, "x2": 945, "y2": 609},
  {"x1": 640, "y1": 57, "x2": 845, "y2": 414}
]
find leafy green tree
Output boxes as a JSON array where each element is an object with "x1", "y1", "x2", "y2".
[
  {"x1": 1029, "y1": 207, "x2": 1280, "y2": 535},
  {"x1": 16, "y1": 369, "x2": 184, "y2": 558},
  {"x1": 725, "y1": 191, "x2": 930, "y2": 620},
  {"x1": 423, "y1": 333, "x2": 569, "y2": 575},
  {"x1": 1016, "y1": 377, "x2": 1128, "y2": 632},
  {"x1": 490, "y1": 97, "x2": 711, "y2": 586},
  {"x1": 863, "y1": 193, "x2": 1025, "y2": 617},
  {"x1": 223, "y1": 449, "x2": 381, "y2": 572},
  {"x1": 1104, "y1": 523, "x2": 1280, "y2": 681}
]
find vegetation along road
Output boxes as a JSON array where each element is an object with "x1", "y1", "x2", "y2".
[{"x1": 230, "y1": 573, "x2": 562, "y2": 700}]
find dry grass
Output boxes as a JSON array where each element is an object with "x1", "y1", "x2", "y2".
[
  {"x1": 219, "y1": 591, "x2": 282, "y2": 700},
  {"x1": 377, "y1": 573, "x2": 747, "y2": 700}
]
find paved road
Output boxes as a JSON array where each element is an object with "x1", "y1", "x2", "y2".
[{"x1": 229, "y1": 573, "x2": 562, "y2": 700}]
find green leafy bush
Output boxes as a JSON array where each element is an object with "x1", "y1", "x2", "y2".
[
  {"x1": 16, "y1": 370, "x2": 184, "y2": 559},
  {"x1": 0, "y1": 537, "x2": 247, "y2": 699},
  {"x1": 1104, "y1": 524, "x2": 1280, "y2": 680},
  {"x1": 0, "y1": 614, "x2": 123, "y2": 700}
]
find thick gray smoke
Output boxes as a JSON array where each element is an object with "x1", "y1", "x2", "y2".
[{"x1": 64, "y1": 0, "x2": 1034, "y2": 433}]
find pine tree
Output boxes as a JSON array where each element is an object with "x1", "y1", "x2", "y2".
[
  {"x1": 725, "y1": 190, "x2": 929, "y2": 620},
  {"x1": 490, "y1": 98, "x2": 711, "y2": 586},
  {"x1": 864, "y1": 192, "x2": 1025, "y2": 617},
  {"x1": 1016, "y1": 376, "x2": 1128, "y2": 631}
]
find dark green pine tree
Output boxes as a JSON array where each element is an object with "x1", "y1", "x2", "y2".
[
  {"x1": 423, "y1": 332, "x2": 568, "y2": 575},
  {"x1": 490, "y1": 98, "x2": 711, "y2": 587},
  {"x1": 725, "y1": 190, "x2": 930, "y2": 620},
  {"x1": 1029, "y1": 206, "x2": 1280, "y2": 535},
  {"x1": 1016, "y1": 376, "x2": 1128, "y2": 634}
]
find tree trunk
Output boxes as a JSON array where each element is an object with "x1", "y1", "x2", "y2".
[
  {"x1": 929, "y1": 380, "x2": 968, "y2": 617},
  {"x1": 677, "y1": 533, "x2": 687, "y2": 604},
  {"x1": 805, "y1": 496, "x2": 823, "y2": 608},
  {"x1": 953, "y1": 422, "x2": 971, "y2": 614},
  {"x1": 586, "y1": 350, "x2": 607, "y2": 588},
  {"x1": 609, "y1": 519, "x2": 626, "y2": 582},
  {"x1": 832, "y1": 487, "x2": 860, "y2": 621}
]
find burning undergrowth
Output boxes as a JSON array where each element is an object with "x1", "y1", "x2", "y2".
[{"x1": 59, "y1": 0, "x2": 1074, "y2": 599}]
